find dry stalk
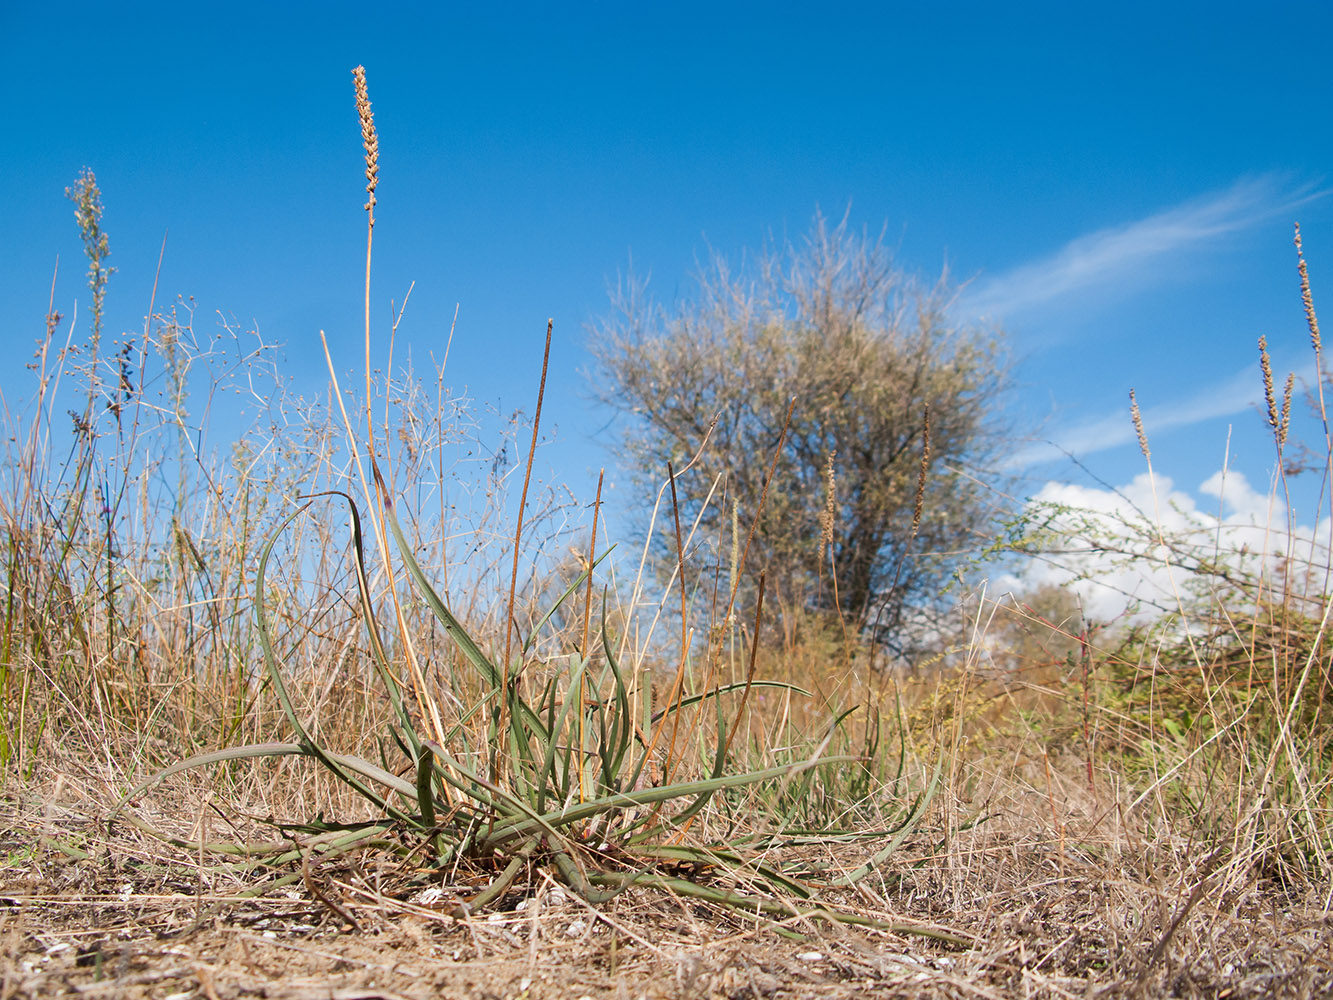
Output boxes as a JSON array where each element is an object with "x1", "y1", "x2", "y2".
[
  {"x1": 499, "y1": 319, "x2": 555, "y2": 752},
  {"x1": 577, "y1": 468, "x2": 605, "y2": 802},
  {"x1": 353, "y1": 65, "x2": 379, "y2": 458}
]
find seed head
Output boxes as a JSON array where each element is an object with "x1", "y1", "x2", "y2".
[
  {"x1": 1259, "y1": 336, "x2": 1278, "y2": 431},
  {"x1": 1296, "y1": 224, "x2": 1321, "y2": 355},
  {"x1": 912, "y1": 407, "x2": 931, "y2": 536},
  {"x1": 1280, "y1": 371, "x2": 1294, "y2": 448},
  {"x1": 819, "y1": 450, "x2": 837, "y2": 556},
  {"x1": 1130, "y1": 389, "x2": 1150, "y2": 461},
  {"x1": 353, "y1": 66, "x2": 379, "y2": 214}
]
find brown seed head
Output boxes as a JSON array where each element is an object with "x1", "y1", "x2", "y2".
[
  {"x1": 1295, "y1": 223, "x2": 1321, "y2": 355},
  {"x1": 1130, "y1": 389, "x2": 1150, "y2": 460},
  {"x1": 819, "y1": 450, "x2": 837, "y2": 555},
  {"x1": 1259, "y1": 335, "x2": 1278, "y2": 430},
  {"x1": 912, "y1": 407, "x2": 931, "y2": 536},
  {"x1": 353, "y1": 66, "x2": 379, "y2": 213},
  {"x1": 1280, "y1": 371, "x2": 1294, "y2": 448},
  {"x1": 730, "y1": 499, "x2": 740, "y2": 598}
]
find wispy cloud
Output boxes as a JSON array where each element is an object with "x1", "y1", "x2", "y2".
[
  {"x1": 958, "y1": 174, "x2": 1325, "y2": 322},
  {"x1": 1007, "y1": 357, "x2": 1318, "y2": 469}
]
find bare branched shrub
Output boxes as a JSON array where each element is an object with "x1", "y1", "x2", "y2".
[{"x1": 589, "y1": 211, "x2": 1011, "y2": 655}]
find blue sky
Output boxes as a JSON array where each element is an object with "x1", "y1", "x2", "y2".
[{"x1": 4, "y1": 2, "x2": 1332, "y2": 565}]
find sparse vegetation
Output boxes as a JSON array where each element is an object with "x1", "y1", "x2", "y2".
[{"x1": 1, "y1": 69, "x2": 1330, "y2": 1000}]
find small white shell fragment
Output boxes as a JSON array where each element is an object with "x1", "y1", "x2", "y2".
[
  {"x1": 566, "y1": 918, "x2": 588, "y2": 936},
  {"x1": 486, "y1": 912, "x2": 506, "y2": 924},
  {"x1": 411, "y1": 886, "x2": 447, "y2": 905},
  {"x1": 797, "y1": 950, "x2": 824, "y2": 962}
]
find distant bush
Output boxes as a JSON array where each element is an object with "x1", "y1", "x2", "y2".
[{"x1": 589, "y1": 212, "x2": 1012, "y2": 658}]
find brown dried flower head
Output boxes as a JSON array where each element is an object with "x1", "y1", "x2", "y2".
[
  {"x1": 1130, "y1": 389, "x2": 1150, "y2": 461},
  {"x1": 353, "y1": 66, "x2": 379, "y2": 214},
  {"x1": 1280, "y1": 371, "x2": 1294, "y2": 448},
  {"x1": 1259, "y1": 335, "x2": 1278, "y2": 431},
  {"x1": 1296, "y1": 223, "x2": 1321, "y2": 354},
  {"x1": 819, "y1": 450, "x2": 837, "y2": 555},
  {"x1": 912, "y1": 407, "x2": 931, "y2": 536}
]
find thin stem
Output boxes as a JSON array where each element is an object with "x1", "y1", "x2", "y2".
[{"x1": 500, "y1": 319, "x2": 554, "y2": 755}]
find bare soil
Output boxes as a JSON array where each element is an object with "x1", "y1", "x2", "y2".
[{"x1": 3, "y1": 769, "x2": 1330, "y2": 999}]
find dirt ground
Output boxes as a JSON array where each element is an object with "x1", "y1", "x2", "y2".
[{"x1": 3, "y1": 775, "x2": 1331, "y2": 999}]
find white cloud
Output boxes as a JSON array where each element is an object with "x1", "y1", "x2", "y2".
[
  {"x1": 1198, "y1": 467, "x2": 1271, "y2": 521},
  {"x1": 995, "y1": 469, "x2": 1329, "y2": 624},
  {"x1": 958, "y1": 175, "x2": 1325, "y2": 323}
]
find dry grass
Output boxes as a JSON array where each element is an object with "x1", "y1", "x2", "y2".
[{"x1": 4, "y1": 735, "x2": 1330, "y2": 999}]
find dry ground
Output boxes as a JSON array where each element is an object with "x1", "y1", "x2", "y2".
[{"x1": 4, "y1": 760, "x2": 1330, "y2": 1000}]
